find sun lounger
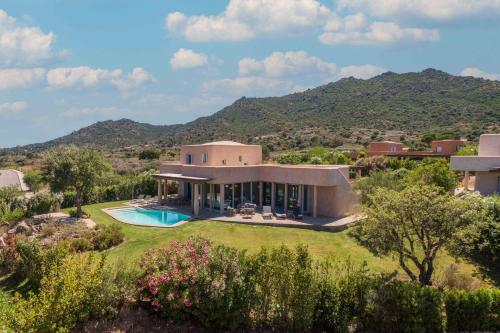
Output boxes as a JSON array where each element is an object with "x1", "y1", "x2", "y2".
[
  {"x1": 274, "y1": 208, "x2": 287, "y2": 219},
  {"x1": 262, "y1": 206, "x2": 273, "y2": 219}
]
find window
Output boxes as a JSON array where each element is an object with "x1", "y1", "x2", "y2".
[
  {"x1": 436, "y1": 146, "x2": 443, "y2": 153},
  {"x1": 186, "y1": 154, "x2": 192, "y2": 164},
  {"x1": 202, "y1": 153, "x2": 208, "y2": 163}
]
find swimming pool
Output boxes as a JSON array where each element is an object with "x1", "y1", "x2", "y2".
[{"x1": 109, "y1": 208, "x2": 191, "y2": 227}]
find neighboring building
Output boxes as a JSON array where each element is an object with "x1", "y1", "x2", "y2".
[
  {"x1": 153, "y1": 141, "x2": 357, "y2": 217},
  {"x1": 431, "y1": 140, "x2": 466, "y2": 155},
  {"x1": 368, "y1": 141, "x2": 403, "y2": 156},
  {"x1": 451, "y1": 134, "x2": 500, "y2": 195},
  {"x1": 368, "y1": 139, "x2": 466, "y2": 158},
  {"x1": 0, "y1": 169, "x2": 29, "y2": 192}
]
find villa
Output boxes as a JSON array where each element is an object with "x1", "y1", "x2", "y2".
[
  {"x1": 369, "y1": 139, "x2": 466, "y2": 158},
  {"x1": 451, "y1": 134, "x2": 500, "y2": 195},
  {"x1": 153, "y1": 141, "x2": 357, "y2": 218}
]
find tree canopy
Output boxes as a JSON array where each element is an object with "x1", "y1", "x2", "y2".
[{"x1": 42, "y1": 146, "x2": 110, "y2": 217}]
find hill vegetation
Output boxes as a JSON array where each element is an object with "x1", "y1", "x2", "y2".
[{"x1": 2, "y1": 68, "x2": 499, "y2": 154}]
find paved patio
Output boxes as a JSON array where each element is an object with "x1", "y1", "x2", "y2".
[{"x1": 128, "y1": 201, "x2": 360, "y2": 231}]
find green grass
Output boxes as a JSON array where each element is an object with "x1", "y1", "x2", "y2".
[{"x1": 80, "y1": 201, "x2": 480, "y2": 278}]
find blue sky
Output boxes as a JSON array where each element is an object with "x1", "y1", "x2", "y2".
[{"x1": 1, "y1": 0, "x2": 500, "y2": 148}]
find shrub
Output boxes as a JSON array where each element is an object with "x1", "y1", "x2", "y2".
[
  {"x1": 312, "y1": 260, "x2": 371, "y2": 333},
  {"x1": 139, "y1": 237, "x2": 251, "y2": 330},
  {"x1": 68, "y1": 208, "x2": 90, "y2": 218},
  {"x1": 358, "y1": 280, "x2": 443, "y2": 333},
  {"x1": 445, "y1": 288, "x2": 500, "y2": 332},
  {"x1": 26, "y1": 193, "x2": 62, "y2": 216},
  {"x1": 15, "y1": 240, "x2": 71, "y2": 289},
  {"x1": 91, "y1": 224, "x2": 124, "y2": 251},
  {"x1": 139, "y1": 148, "x2": 161, "y2": 160},
  {"x1": 406, "y1": 158, "x2": 458, "y2": 193},
  {"x1": 247, "y1": 245, "x2": 318, "y2": 332},
  {"x1": 23, "y1": 171, "x2": 43, "y2": 193},
  {"x1": 7, "y1": 253, "x2": 123, "y2": 333},
  {"x1": 275, "y1": 151, "x2": 303, "y2": 165},
  {"x1": 70, "y1": 237, "x2": 94, "y2": 252},
  {"x1": 62, "y1": 190, "x2": 76, "y2": 208}
]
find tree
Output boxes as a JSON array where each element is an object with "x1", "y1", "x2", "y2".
[
  {"x1": 353, "y1": 170, "x2": 408, "y2": 205},
  {"x1": 356, "y1": 185, "x2": 475, "y2": 285},
  {"x1": 23, "y1": 171, "x2": 43, "y2": 193},
  {"x1": 42, "y1": 146, "x2": 110, "y2": 218},
  {"x1": 406, "y1": 158, "x2": 458, "y2": 192},
  {"x1": 138, "y1": 148, "x2": 161, "y2": 160},
  {"x1": 456, "y1": 144, "x2": 478, "y2": 156}
]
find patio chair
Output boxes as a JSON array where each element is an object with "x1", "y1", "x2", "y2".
[
  {"x1": 274, "y1": 208, "x2": 287, "y2": 220},
  {"x1": 242, "y1": 207, "x2": 253, "y2": 219},
  {"x1": 288, "y1": 208, "x2": 303, "y2": 220},
  {"x1": 262, "y1": 206, "x2": 273, "y2": 219}
]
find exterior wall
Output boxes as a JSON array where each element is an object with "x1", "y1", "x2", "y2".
[
  {"x1": 475, "y1": 172, "x2": 500, "y2": 195},
  {"x1": 478, "y1": 134, "x2": 500, "y2": 156},
  {"x1": 180, "y1": 143, "x2": 262, "y2": 166},
  {"x1": 431, "y1": 140, "x2": 466, "y2": 155},
  {"x1": 368, "y1": 142, "x2": 403, "y2": 156}
]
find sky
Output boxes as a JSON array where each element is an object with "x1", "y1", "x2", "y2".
[{"x1": 1, "y1": 0, "x2": 500, "y2": 148}]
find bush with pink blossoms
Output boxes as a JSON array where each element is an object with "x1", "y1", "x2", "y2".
[{"x1": 138, "y1": 237, "x2": 252, "y2": 329}]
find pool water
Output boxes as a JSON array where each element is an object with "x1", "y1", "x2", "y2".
[{"x1": 112, "y1": 208, "x2": 190, "y2": 227}]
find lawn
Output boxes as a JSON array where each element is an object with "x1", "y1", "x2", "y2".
[{"x1": 81, "y1": 201, "x2": 480, "y2": 278}]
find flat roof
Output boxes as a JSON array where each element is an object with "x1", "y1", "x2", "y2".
[
  {"x1": 182, "y1": 141, "x2": 260, "y2": 147},
  {"x1": 152, "y1": 173, "x2": 212, "y2": 181}
]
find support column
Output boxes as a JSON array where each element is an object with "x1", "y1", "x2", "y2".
[
  {"x1": 193, "y1": 183, "x2": 200, "y2": 216},
  {"x1": 259, "y1": 181, "x2": 263, "y2": 207},
  {"x1": 157, "y1": 179, "x2": 162, "y2": 204},
  {"x1": 209, "y1": 184, "x2": 214, "y2": 210},
  {"x1": 232, "y1": 185, "x2": 235, "y2": 208},
  {"x1": 163, "y1": 180, "x2": 168, "y2": 203},
  {"x1": 299, "y1": 184, "x2": 304, "y2": 214},
  {"x1": 284, "y1": 183, "x2": 288, "y2": 213},
  {"x1": 220, "y1": 184, "x2": 225, "y2": 214},
  {"x1": 464, "y1": 171, "x2": 470, "y2": 190},
  {"x1": 271, "y1": 183, "x2": 276, "y2": 211},
  {"x1": 312, "y1": 185, "x2": 318, "y2": 218},
  {"x1": 241, "y1": 182, "x2": 244, "y2": 204}
]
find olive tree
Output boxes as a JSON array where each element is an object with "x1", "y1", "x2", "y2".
[
  {"x1": 356, "y1": 185, "x2": 475, "y2": 285},
  {"x1": 42, "y1": 146, "x2": 110, "y2": 218}
]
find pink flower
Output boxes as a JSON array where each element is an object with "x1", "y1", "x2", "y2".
[
  {"x1": 183, "y1": 298, "x2": 192, "y2": 307},
  {"x1": 151, "y1": 300, "x2": 161, "y2": 311}
]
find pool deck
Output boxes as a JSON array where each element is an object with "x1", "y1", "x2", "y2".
[{"x1": 104, "y1": 201, "x2": 361, "y2": 231}]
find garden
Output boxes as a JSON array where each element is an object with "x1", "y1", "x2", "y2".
[{"x1": 0, "y1": 145, "x2": 499, "y2": 332}]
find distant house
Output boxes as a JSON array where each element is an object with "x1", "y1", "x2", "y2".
[
  {"x1": 368, "y1": 139, "x2": 466, "y2": 158},
  {"x1": 153, "y1": 141, "x2": 357, "y2": 218},
  {"x1": 0, "y1": 169, "x2": 29, "y2": 192},
  {"x1": 451, "y1": 134, "x2": 500, "y2": 195}
]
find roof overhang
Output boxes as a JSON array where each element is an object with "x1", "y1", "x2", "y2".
[{"x1": 152, "y1": 173, "x2": 211, "y2": 182}]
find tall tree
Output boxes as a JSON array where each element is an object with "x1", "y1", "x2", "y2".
[
  {"x1": 42, "y1": 146, "x2": 110, "y2": 217},
  {"x1": 355, "y1": 185, "x2": 475, "y2": 285}
]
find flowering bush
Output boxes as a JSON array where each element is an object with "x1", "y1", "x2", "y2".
[{"x1": 138, "y1": 237, "x2": 251, "y2": 329}]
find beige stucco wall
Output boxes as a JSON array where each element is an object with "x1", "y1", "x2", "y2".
[
  {"x1": 316, "y1": 184, "x2": 358, "y2": 217},
  {"x1": 478, "y1": 134, "x2": 500, "y2": 156},
  {"x1": 180, "y1": 143, "x2": 262, "y2": 166},
  {"x1": 475, "y1": 172, "x2": 500, "y2": 195}
]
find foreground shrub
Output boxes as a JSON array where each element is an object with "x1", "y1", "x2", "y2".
[
  {"x1": 313, "y1": 260, "x2": 371, "y2": 333},
  {"x1": 139, "y1": 237, "x2": 251, "y2": 330},
  {"x1": 358, "y1": 280, "x2": 443, "y2": 333},
  {"x1": 15, "y1": 240, "x2": 71, "y2": 289},
  {"x1": 68, "y1": 207, "x2": 90, "y2": 218},
  {"x1": 26, "y1": 193, "x2": 62, "y2": 216},
  {"x1": 7, "y1": 253, "x2": 126, "y2": 333},
  {"x1": 445, "y1": 288, "x2": 500, "y2": 332},
  {"x1": 247, "y1": 245, "x2": 318, "y2": 332}
]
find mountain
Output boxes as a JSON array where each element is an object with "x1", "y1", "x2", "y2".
[{"x1": 3, "y1": 68, "x2": 500, "y2": 153}]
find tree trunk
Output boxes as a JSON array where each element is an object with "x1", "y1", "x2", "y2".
[{"x1": 75, "y1": 189, "x2": 83, "y2": 218}]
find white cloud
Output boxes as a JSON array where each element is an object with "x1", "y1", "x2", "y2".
[
  {"x1": 170, "y1": 48, "x2": 208, "y2": 69},
  {"x1": 238, "y1": 51, "x2": 337, "y2": 77},
  {"x1": 47, "y1": 66, "x2": 153, "y2": 90},
  {"x1": 319, "y1": 20, "x2": 439, "y2": 45},
  {"x1": 336, "y1": 0, "x2": 500, "y2": 21},
  {"x1": 166, "y1": 0, "x2": 332, "y2": 42},
  {"x1": 237, "y1": 50, "x2": 385, "y2": 80},
  {"x1": 111, "y1": 67, "x2": 154, "y2": 91},
  {"x1": 0, "y1": 101, "x2": 27, "y2": 113},
  {"x1": 59, "y1": 106, "x2": 125, "y2": 118},
  {"x1": 0, "y1": 9, "x2": 56, "y2": 65},
  {"x1": 0, "y1": 68, "x2": 46, "y2": 90},
  {"x1": 460, "y1": 67, "x2": 500, "y2": 81}
]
